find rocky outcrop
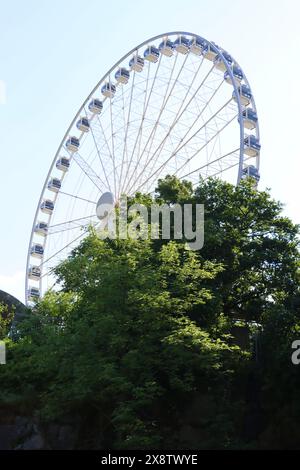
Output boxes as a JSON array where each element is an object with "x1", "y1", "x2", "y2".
[
  {"x1": 0, "y1": 392, "x2": 230, "y2": 449},
  {"x1": 0, "y1": 290, "x2": 26, "y2": 313},
  {"x1": 0, "y1": 289, "x2": 27, "y2": 324},
  {"x1": 0, "y1": 413, "x2": 79, "y2": 450}
]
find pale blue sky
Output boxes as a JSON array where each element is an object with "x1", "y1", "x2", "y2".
[{"x1": 0, "y1": 0, "x2": 299, "y2": 301}]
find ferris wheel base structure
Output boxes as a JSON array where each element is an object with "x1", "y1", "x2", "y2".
[{"x1": 26, "y1": 31, "x2": 261, "y2": 305}]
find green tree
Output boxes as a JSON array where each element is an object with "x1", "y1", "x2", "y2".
[
  {"x1": 0, "y1": 234, "x2": 244, "y2": 449},
  {"x1": 0, "y1": 303, "x2": 14, "y2": 339},
  {"x1": 0, "y1": 176, "x2": 299, "y2": 450},
  {"x1": 155, "y1": 177, "x2": 299, "y2": 324}
]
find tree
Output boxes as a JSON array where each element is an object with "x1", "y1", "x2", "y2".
[
  {"x1": 155, "y1": 175, "x2": 193, "y2": 205},
  {"x1": 0, "y1": 303, "x2": 14, "y2": 340},
  {"x1": 0, "y1": 176, "x2": 299, "y2": 449},
  {"x1": 0, "y1": 234, "x2": 244, "y2": 449},
  {"x1": 155, "y1": 177, "x2": 299, "y2": 324}
]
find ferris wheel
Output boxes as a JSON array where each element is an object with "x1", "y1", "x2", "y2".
[{"x1": 26, "y1": 31, "x2": 261, "y2": 304}]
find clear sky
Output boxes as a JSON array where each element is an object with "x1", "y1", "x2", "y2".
[{"x1": 0, "y1": 0, "x2": 299, "y2": 302}]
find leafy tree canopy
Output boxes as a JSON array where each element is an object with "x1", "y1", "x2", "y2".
[{"x1": 0, "y1": 177, "x2": 299, "y2": 449}]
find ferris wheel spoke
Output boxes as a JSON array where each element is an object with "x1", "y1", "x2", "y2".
[
  {"x1": 48, "y1": 214, "x2": 98, "y2": 235},
  {"x1": 121, "y1": 55, "x2": 163, "y2": 195},
  {"x1": 108, "y1": 76, "x2": 118, "y2": 197},
  {"x1": 141, "y1": 56, "x2": 205, "y2": 167},
  {"x1": 130, "y1": 85, "x2": 229, "y2": 194},
  {"x1": 172, "y1": 113, "x2": 238, "y2": 178},
  {"x1": 120, "y1": 64, "x2": 153, "y2": 194},
  {"x1": 84, "y1": 109, "x2": 113, "y2": 193},
  {"x1": 120, "y1": 53, "x2": 188, "y2": 195},
  {"x1": 126, "y1": 53, "x2": 201, "y2": 194},
  {"x1": 58, "y1": 191, "x2": 97, "y2": 205},
  {"x1": 154, "y1": 77, "x2": 225, "y2": 156},
  {"x1": 39, "y1": 231, "x2": 88, "y2": 272},
  {"x1": 117, "y1": 71, "x2": 136, "y2": 200},
  {"x1": 48, "y1": 221, "x2": 97, "y2": 236},
  {"x1": 180, "y1": 147, "x2": 241, "y2": 179},
  {"x1": 204, "y1": 129, "x2": 220, "y2": 173},
  {"x1": 142, "y1": 71, "x2": 225, "y2": 190},
  {"x1": 125, "y1": 63, "x2": 218, "y2": 194},
  {"x1": 134, "y1": 103, "x2": 236, "y2": 193},
  {"x1": 200, "y1": 155, "x2": 253, "y2": 182},
  {"x1": 190, "y1": 154, "x2": 250, "y2": 185},
  {"x1": 73, "y1": 152, "x2": 105, "y2": 193},
  {"x1": 90, "y1": 113, "x2": 118, "y2": 185}
]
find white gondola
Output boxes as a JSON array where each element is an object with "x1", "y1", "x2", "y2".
[
  {"x1": 202, "y1": 42, "x2": 219, "y2": 61},
  {"x1": 214, "y1": 52, "x2": 233, "y2": 71},
  {"x1": 224, "y1": 66, "x2": 244, "y2": 85},
  {"x1": 244, "y1": 135, "x2": 261, "y2": 157},
  {"x1": 159, "y1": 39, "x2": 174, "y2": 57},
  {"x1": 115, "y1": 68, "x2": 130, "y2": 84},
  {"x1": 28, "y1": 265, "x2": 41, "y2": 281},
  {"x1": 66, "y1": 136, "x2": 80, "y2": 153},
  {"x1": 174, "y1": 36, "x2": 190, "y2": 54},
  {"x1": 28, "y1": 287, "x2": 40, "y2": 301},
  {"x1": 56, "y1": 157, "x2": 70, "y2": 172},
  {"x1": 88, "y1": 99, "x2": 103, "y2": 114},
  {"x1": 129, "y1": 55, "x2": 144, "y2": 72},
  {"x1": 34, "y1": 221, "x2": 48, "y2": 237},
  {"x1": 233, "y1": 85, "x2": 252, "y2": 106},
  {"x1": 144, "y1": 46, "x2": 160, "y2": 63},
  {"x1": 76, "y1": 117, "x2": 90, "y2": 133},
  {"x1": 241, "y1": 108, "x2": 258, "y2": 130},
  {"x1": 242, "y1": 165, "x2": 260, "y2": 184},
  {"x1": 101, "y1": 82, "x2": 116, "y2": 98},
  {"x1": 40, "y1": 199, "x2": 54, "y2": 215},
  {"x1": 48, "y1": 178, "x2": 61, "y2": 193},
  {"x1": 189, "y1": 37, "x2": 206, "y2": 56},
  {"x1": 31, "y1": 243, "x2": 44, "y2": 259}
]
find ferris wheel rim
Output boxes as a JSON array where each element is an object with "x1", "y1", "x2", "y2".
[{"x1": 25, "y1": 31, "x2": 260, "y2": 305}]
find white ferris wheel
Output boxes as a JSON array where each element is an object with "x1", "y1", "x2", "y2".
[{"x1": 26, "y1": 32, "x2": 261, "y2": 304}]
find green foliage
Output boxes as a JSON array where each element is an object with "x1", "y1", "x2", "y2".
[
  {"x1": 155, "y1": 175, "x2": 193, "y2": 204},
  {"x1": 192, "y1": 178, "x2": 299, "y2": 322},
  {"x1": 0, "y1": 303, "x2": 14, "y2": 339},
  {"x1": 0, "y1": 176, "x2": 299, "y2": 449},
  {"x1": 0, "y1": 235, "x2": 243, "y2": 448}
]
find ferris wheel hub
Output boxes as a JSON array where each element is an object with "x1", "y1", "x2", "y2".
[{"x1": 96, "y1": 192, "x2": 115, "y2": 221}]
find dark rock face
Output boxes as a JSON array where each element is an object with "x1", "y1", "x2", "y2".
[
  {"x1": 0, "y1": 290, "x2": 26, "y2": 313},
  {"x1": 46, "y1": 424, "x2": 79, "y2": 450},
  {"x1": 0, "y1": 393, "x2": 225, "y2": 449},
  {"x1": 0, "y1": 425, "x2": 21, "y2": 450},
  {"x1": 0, "y1": 289, "x2": 27, "y2": 325},
  {"x1": 0, "y1": 414, "x2": 79, "y2": 450},
  {"x1": 16, "y1": 433, "x2": 45, "y2": 450}
]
